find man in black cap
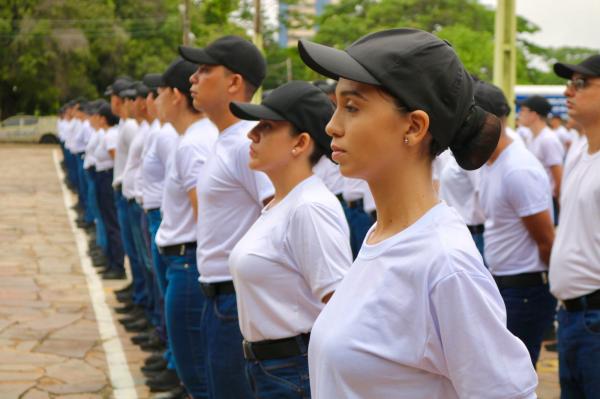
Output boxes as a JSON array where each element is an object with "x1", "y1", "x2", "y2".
[
  {"x1": 476, "y1": 81, "x2": 556, "y2": 368},
  {"x1": 518, "y1": 95, "x2": 564, "y2": 218},
  {"x1": 549, "y1": 54, "x2": 600, "y2": 398},
  {"x1": 180, "y1": 36, "x2": 272, "y2": 399}
]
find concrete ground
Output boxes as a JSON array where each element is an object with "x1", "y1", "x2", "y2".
[{"x1": 0, "y1": 144, "x2": 560, "y2": 398}]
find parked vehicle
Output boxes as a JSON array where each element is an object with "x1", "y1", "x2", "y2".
[{"x1": 0, "y1": 115, "x2": 59, "y2": 144}]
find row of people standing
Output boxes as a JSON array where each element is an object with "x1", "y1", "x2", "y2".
[{"x1": 57, "y1": 28, "x2": 600, "y2": 399}]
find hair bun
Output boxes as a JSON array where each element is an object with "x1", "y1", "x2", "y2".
[{"x1": 450, "y1": 104, "x2": 501, "y2": 170}]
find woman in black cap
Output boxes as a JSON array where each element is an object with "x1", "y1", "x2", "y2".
[
  {"x1": 227, "y1": 81, "x2": 352, "y2": 398},
  {"x1": 298, "y1": 29, "x2": 537, "y2": 398}
]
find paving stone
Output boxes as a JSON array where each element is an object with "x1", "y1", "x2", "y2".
[
  {"x1": 18, "y1": 313, "x2": 81, "y2": 332},
  {"x1": 42, "y1": 359, "x2": 107, "y2": 394},
  {"x1": 0, "y1": 381, "x2": 36, "y2": 398},
  {"x1": 35, "y1": 339, "x2": 95, "y2": 359},
  {"x1": 21, "y1": 388, "x2": 51, "y2": 399},
  {"x1": 0, "y1": 349, "x2": 65, "y2": 366},
  {"x1": 49, "y1": 319, "x2": 99, "y2": 341},
  {"x1": 0, "y1": 364, "x2": 44, "y2": 382}
]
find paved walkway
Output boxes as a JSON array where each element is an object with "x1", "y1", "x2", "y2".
[{"x1": 0, "y1": 144, "x2": 560, "y2": 398}]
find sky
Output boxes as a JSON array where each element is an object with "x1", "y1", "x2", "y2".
[{"x1": 479, "y1": 0, "x2": 600, "y2": 49}]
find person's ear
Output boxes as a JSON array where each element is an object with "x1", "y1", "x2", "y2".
[
  {"x1": 172, "y1": 88, "x2": 185, "y2": 107},
  {"x1": 227, "y1": 73, "x2": 244, "y2": 96},
  {"x1": 292, "y1": 132, "x2": 313, "y2": 157},
  {"x1": 403, "y1": 110, "x2": 430, "y2": 147}
]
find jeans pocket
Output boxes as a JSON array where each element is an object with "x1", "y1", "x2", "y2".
[
  {"x1": 213, "y1": 293, "x2": 238, "y2": 322},
  {"x1": 583, "y1": 309, "x2": 600, "y2": 335},
  {"x1": 254, "y1": 358, "x2": 305, "y2": 395}
]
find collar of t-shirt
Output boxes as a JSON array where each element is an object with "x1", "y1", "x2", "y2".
[{"x1": 359, "y1": 202, "x2": 446, "y2": 259}]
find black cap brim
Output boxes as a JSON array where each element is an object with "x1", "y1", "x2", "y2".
[
  {"x1": 179, "y1": 46, "x2": 218, "y2": 65},
  {"x1": 298, "y1": 40, "x2": 380, "y2": 86},
  {"x1": 229, "y1": 102, "x2": 285, "y2": 122},
  {"x1": 143, "y1": 74, "x2": 165, "y2": 88},
  {"x1": 554, "y1": 62, "x2": 596, "y2": 79}
]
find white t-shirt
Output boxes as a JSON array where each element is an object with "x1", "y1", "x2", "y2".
[
  {"x1": 94, "y1": 127, "x2": 117, "y2": 172},
  {"x1": 196, "y1": 120, "x2": 275, "y2": 283},
  {"x1": 141, "y1": 122, "x2": 178, "y2": 210},
  {"x1": 155, "y1": 118, "x2": 218, "y2": 247},
  {"x1": 526, "y1": 127, "x2": 564, "y2": 191},
  {"x1": 432, "y1": 149, "x2": 452, "y2": 182},
  {"x1": 113, "y1": 118, "x2": 138, "y2": 187},
  {"x1": 517, "y1": 126, "x2": 532, "y2": 145},
  {"x1": 308, "y1": 202, "x2": 537, "y2": 399},
  {"x1": 563, "y1": 133, "x2": 587, "y2": 182},
  {"x1": 229, "y1": 175, "x2": 352, "y2": 342},
  {"x1": 72, "y1": 119, "x2": 91, "y2": 154},
  {"x1": 505, "y1": 126, "x2": 525, "y2": 146},
  {"x1": 122, "y1": 121, "x2": 149, "y2": 200},
  {"x1": 554, "y1": 125, "x2": 573, "y2": 150},
  {"x1": 439, "y1": 155, "x2": 485, "y2": 226},
  {"x1": 65, "y1": 119, "x2": 82, "y2": 152},
  {"x1": 479, "y1": 142, "x2": 553, "y2": 276},
  {"x1": 550, "y1": 143, "x2": 600, "y2": 300},
  {"x1": 57, "y1": 118, "x2": 66, "y2": 142},
  {"x1": 312, "y1": 157, "x2": 344, "y2": 195},
  {"x1": 342, "y1": 177, "x2": 375, "y2": 213},
  {"x1": 83, "y1": 129, "x2": 99, "y2": 169}
]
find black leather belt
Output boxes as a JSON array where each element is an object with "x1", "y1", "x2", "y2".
[
  {"x1": 158, "y1": 241, "x2": 197, "y2": 256},
  {"x1": 200, "y1": 281, "x2": 235, "y2": 298},
  {"x1": 335, "y1": 193, "x2": 344, "y2": 203},
  {"x1": 243, "y1": 333, "x2": 310, "y2": 361},
  {"x1": 146, "y1": 207, "x2": 160, "y2": 213},
  {"x1": 127, "y1": 198, "x2": 136, "y2": 204},
  {"x1": 563, "y1": 290, "x2": 600, "y2": 312},
  {"x1": 114, "y1": 183, "x2": 122, "y2": 193},
  {"x1": 347, "y1": 198, "x2": 364, "y2": 209},
  {"x1": 493, "y1": 271, "x2": 548, "y2": 289},
  {"x1": 467, "y1": 224, "x2": 484, "y2": 234}
]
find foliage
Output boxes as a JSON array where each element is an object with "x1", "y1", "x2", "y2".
[{"x1": 0, "y1": 0, "x2": 597, "y2": 118}]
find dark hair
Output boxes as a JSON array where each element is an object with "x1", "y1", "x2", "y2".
[
  {"x1": 98, "y1": 103, "x2": 119, "y2": 126},
  {"x1": 289, "y1": 126, "x2": 326, "y2": 166},
  {"x1": 448, "y1": 105, "x2": 501, "y2": 170}
]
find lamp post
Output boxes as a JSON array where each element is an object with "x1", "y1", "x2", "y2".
[{"x1": 493, "y1": 0, "x2": 517, "y2": 127}]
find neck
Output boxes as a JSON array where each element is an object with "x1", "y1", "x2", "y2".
[
  {"x1": 487, "y1": 134, "x2": 513, "y2": 164},
  {"x1": 172, "y1": 111, "x2": 203, "y2": 135},
  {"x1": 584, "y1": 121, "x2": 600, "y2": 153},
  {"x1": 266, "y1": 162, "x2": 313, "y2": 206},
  {"x1": 367, "y1": 161, "x2": 438, "y2": 243},
  {"x1": 529, "y1": 119, "x2": 546, "y2": 136},
  {"x1": 211, "y1": 108, "x2": 240, "y2": 133}
]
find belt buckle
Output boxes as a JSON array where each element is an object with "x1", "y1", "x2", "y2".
[
  {"x1": 541, "y1": 272, "x2": 548, "y2": 285},
  {"x1": 242, "y1": 340, "x2": 255, "y2": 360},
  {"x1": 179, "y1": 244, "x2": 185, "y2": 256}
]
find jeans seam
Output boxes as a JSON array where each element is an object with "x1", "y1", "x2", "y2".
[{"x1": 255, "y1": 359, "x2": 304, "y2": 394}]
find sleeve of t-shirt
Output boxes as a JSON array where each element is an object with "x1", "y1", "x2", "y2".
[
  {"x1": 235, "y1": 141, "x2": 274, "y2": 204},
  {"x1": 176, "y1": 143, "x2": 208, "y2": 192},
  {"x1": 285, "y1": 202, "x2": 352, "y2": 300},
  {"x1": 504, "y1": 168, "x2": 551, "y2": 218},
  {"x1": 429, "y1": 269, "x2": 539, "y2": 399},
  {"x1": 105, "y1": 129, "x2": 118, "y2": 151},
  {"x1": 541, "y1": 136, "x2": 565, "y2": 167}
]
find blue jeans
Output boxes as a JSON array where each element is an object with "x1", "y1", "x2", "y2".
[
  {"x1": 76, "y1": 154, "x2": 93, "y2": 223},
  {"x1": 163, "y1": 251, "x2": 207, "y2": 398},
  {"x1": 558, "y1": 307, "x2": 600, "y2": 398},
  {"x1": 471, "y1": 231, "x2": 484, "y2": 258},
  {"x1": 127, "y1": 201, "x2": 152, "y2": 314},
  {"x1": 94, "y1": 170, "x2": 124, "y2": 272},
  {"x1": 202, "y1": 292, "x2": 253, "y2": 399},
  {"x1": 85, "y1": 168, "x2": 107, "y2": 253},
  {"x1": 245, "y1": 354, "x2": 311, "y2": 398},
  {"x1": 342, "y1": 200, "x2": 375, "y2": 259},
  {"x1": 499, "y1": 284, "x2": 557, "y2": 367},
  {"x1": 114, "y1": 190, "x2": 145, "y2": 304}
]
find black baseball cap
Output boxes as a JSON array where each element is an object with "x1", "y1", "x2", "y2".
[
  {"x1": 105, "y1": 77, "x2": 133, "y2": 96},
  {"x1": 519, "y1": 95, "x2": 551, "y2": 117},
  {"x1": 130, "y1": 81, "x2": 150, "y2": 99},
  {"x1": 143, "y1": 73, "x2": 164, "y2": 89},
  {"x1": 229, "y1": 80, "x2": 335, "y2": 160},
  {"x1": 160, "y1": 58, "x2": 197, "y2": 94},
  {"x1": 474, "y1": 81, "x2": 511, "y2": 118},
  {"x1": 298, "y1": 29, "x2": 474, "y2": 153},
  {"x1": 179, "y1": 35, "x2": 267, "y2": 88},
  {"x1": 554, "y1": 54, "x2": 600, "y2": 79}
]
